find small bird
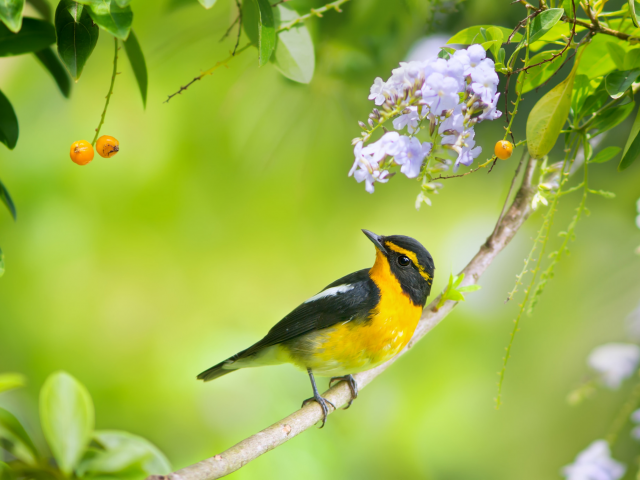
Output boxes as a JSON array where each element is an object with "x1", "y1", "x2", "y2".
[{"x1": 198, "y1": 230, "x2": 435, "y2": 426}]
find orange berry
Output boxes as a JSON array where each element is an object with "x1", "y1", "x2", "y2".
[
  {"x1": 70, "y1": 140, "x2": 94, "y2": 165},
  {"x1": 494, "y1": 140, "x2": 513, "y2": 160},
  {"x1": 96, "y1": 135, "x2": 119, "y2": 158}
]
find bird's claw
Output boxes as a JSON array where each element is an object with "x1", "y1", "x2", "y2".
[
  {"x1": 301, "y1": 395, "x2": 336, "y2": 428},
  {"x1": 329, "y1": 374, "x2": 358, "y2": 410}
]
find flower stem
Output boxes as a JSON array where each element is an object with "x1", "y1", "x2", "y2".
[{"x1": 92, "y1": 38, "x2": 119, "y2": 146}]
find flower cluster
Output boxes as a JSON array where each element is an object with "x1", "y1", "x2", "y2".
[
  {"x1": 349, "y1": 44, "x2": 502, "y2": 205},
  {"x1": 562, "y1": 440, "x2": 625, "y2": 480}
]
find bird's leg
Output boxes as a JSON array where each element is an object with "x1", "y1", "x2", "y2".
[
  {"x1": 301, "y1": 368, "x2": 336, "y2": 428},
  {"x1": 329, "y1": 374, "x2": 358, "y2": 409}
]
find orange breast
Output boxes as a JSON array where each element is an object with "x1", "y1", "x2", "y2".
[{"x1": 296, "y1": 250, "x2": 423, "y2": 376}]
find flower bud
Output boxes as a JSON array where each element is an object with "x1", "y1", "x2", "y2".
[{"x1": 358, "y1": 121, "x2": 367, "y2": 130}]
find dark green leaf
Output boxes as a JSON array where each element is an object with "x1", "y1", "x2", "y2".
[
  {"x1": 516, "y1": 50, "x2": 567, "y2": 94},
  {"x1": 571, "y1": 74, "x2": 591, "y2": 116},
  {"x1": 82, "y1": 1, "x2": 132, "y2": 41},
  {"x1": 93, "y1": 431, "x2": 171, "y2": 475},
  {"x1": 55, "y1": 0, "x2": 99, "y2": 80},
  {"x1": 0, "y1": 89, "x2": 18, "y2": 150},
  {"x1": 271, "y1": 5, "x2": 314, "y2": 84},
  {"x1": 35, "y1": 47, "x2": 71, "y2": 97},
  {"x1": 40, "y1": 371, "x2": 94, "y2": 475},
  {"x1": 606, "y1": 42, "x2": 626, "y2": 70},
  {"x1": 0, "y1": 0, "x2": 24, "y2": 32},
  {"x1": 527, "y1": 50, "x2": 581, "y2": 158},
  {"x1": 624, "y1": 47, "x2": 640, "y2": 70},
  {"x1": 589, "y1": 146, "x2": 621, "y2": 163},
  {"x1": 447, "y1": 25, "x2": 522, "y2": 44},
  {"x1": 562, "y1": 0, "x2": 575, "y2": 19},
  {"x1": 0, "y1": 373, "x2": 25, "y2": 394},
  {"x1": 243, "y1": 0, "x2": 275, "y2": 66},
  {"x1": 620, "y1": 107, "x2": 640, "y2": 170},
  {"x1": 123, "y1": 29, "x2": 147, "y2": 107},
  {"x1": 0, "y1": 17, "x2": 55, "y2": 56},
  {"x1": 0, "y1": 407, "x2": 39, "y2": 464},
  {"x1": 197, "y1": 0, "x2": 216, "y2": 7},
  {"x1": 529, "y1": 8, "x2": 563, "y2": 44},
  {"x1": 605, "y1": 69, "x2": 640, "y2": 99},
  {"x1": 591, "y1": 100, "x2": 635, "y2": 135},
  {"x1": 578, "y1": 78, "x2": 608, "y2": 119},
  {"x1": 630, "y1": 0, "x2": 640, "y2": 28},
  {"x1": 27, "y1": 0, "x2": 51, "y2": 20},
  {"x1": 0, "y1": 177, "x2": 16, "y2": 220}
]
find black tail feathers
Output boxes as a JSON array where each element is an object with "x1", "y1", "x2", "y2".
[{"x1": 197, "y1": 359, "x2": 234, "y2": 382}]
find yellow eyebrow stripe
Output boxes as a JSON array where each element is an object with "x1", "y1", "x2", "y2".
[{"x1": 385, "y1": 242, "x2": 432, "y2": 282}]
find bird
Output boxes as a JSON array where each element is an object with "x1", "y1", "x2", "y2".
[{"x1": 197, "y1": 229, "x2": 435, "y2": 426}]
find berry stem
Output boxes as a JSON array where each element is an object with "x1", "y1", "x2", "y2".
[{"x1": 92, "y1": 37, "x2": 119, "y2": 146}]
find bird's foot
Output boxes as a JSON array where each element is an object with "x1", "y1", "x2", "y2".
[
  {"x1": 301, "y1": 394, "x2": 336, "y2": 428},
  {"x1": 329, "y1": 374, "x2": 358, "y2": 409}
]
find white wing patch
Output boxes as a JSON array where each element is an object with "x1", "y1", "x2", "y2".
[{"x1": 304, "y1": 284, "x2": 354, "y2": 303}]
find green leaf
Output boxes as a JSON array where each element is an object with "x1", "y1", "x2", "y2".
[
  {"x1": 123, "y1": 29, "x2": 147, "y2": 107},
  {"x1": 529, "y1": 22, "x2": 585, "y2": 52},
  {"x1": 0, "y1": 373, "x2": 25, "y2": 394},
  {"x1": 35, "y1": 47, "x2": 71, "y2": 98},
  {"x1": 93, "y1": 431, "x2": 171, "y2": 475},
  {"x1": 243, "y1": 0, "x2": 275, "y2": 66},
  {"x1": 453, "y1": 273, "x2": 465, "y2": 288},
  {"x1": 630, "y1": 0, "x2": 640, "y2": 28},
  {"x1": 40, "y1": 371, "x2": 94, "y2": 476},
  {"x1": 578, "y1": 78, "x2": 608, "y2": 119},
  {"x1": 458, "y1": 284, "x2": 481, "y2": 293},
  {"x1": 562, "y1": 0, "x2": 575, "y2": 19},
  {"x1": 113, "y1": 0, "x2": 131, "y2": 6},
  {"x1": 591, "y1": 100, "x2": 635, "y2": 135},
  {"x1": 271, "y1": 5, "x2": 314, "y2": 84},
  {"x1": 589, "y1": 146, "x2": 621, "y2": 163},
  {"x1": 571, "y1": 74, "x2": 591, "y2": 116},
  {"x1": 0, "y1": 407, "x2": 39, "y2": 464},
  {"x1": 624, "y1": 48, "x2": 640, "y2": 70},
  {"x1": 589, "y1": 189, "x2": 616, "y2": 198},
  {"x1": 447, "y1": 289, "x2": 465, "y2": 302},
  {"x1": 516, "y1": 50, "x2": 567, "y2": 94},
  {"x1": 605, "y1": 69, "x2": 640, "y2": 99},
  {"x1": 82, "y1": 1, "x2": 132, "y2": 41},
  {"x1": 55, "y1": 0, "x2": 99, "y2": 80},
  {"x1": 27, "y1": 0, "x2": 51, "y2": 20},
  {"x1": 527, "y1": 49, "x2": 583, "y2": 158},
  {"x1": 0, "y1": 89, "x2": 18, "y2": 150},
  {"x1": 578, "y1": 36, "x2": 620, "y2": 79},
  {"x1": 447, "y1": 25, "x2": 522, "y2": 44},
  {"x1": 528, "y1": 8, "x2": 563, "y2": 44},
  {"x1": 0, "y1": 17, "x2": 55, "y2": 56},
  {"x1": 0, "y1": 0, "x2": 24, "y2": 32},
  {"x1": 606, "y1": 42, "x2": 627, "y2": 71},
  {"x1": 197, "y1": 0, "x2": 216, "y2": 7},
  {"x1": 0, "y1": 177, "x2": 16, "y2": 220},
  {"x1": 620, "y1": 106, "x2": 640, "y2": 170}
]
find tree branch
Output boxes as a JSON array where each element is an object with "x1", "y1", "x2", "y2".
[{"x1": 148, "y1": 157, "x2": 537, "y2": 480}]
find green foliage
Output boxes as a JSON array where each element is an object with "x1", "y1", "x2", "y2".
[
  {"x1": 0, "y1": 371, "x2": 170, "y2": 479},
  {"x1": 620, "y1": 106, "x2": 640, "y2": 170},
  {"x1": 588, "y1": 146, "x2": 621, "y2": 163},
  {"x1": 436, "y1": 273, "x2": 481, "y2": 309},
  {"x1": 54, "y1": 0, "x2": 99, "y2": 80},
  {"x1": 0, "y1": 89, "x2": 18, "y2": 150},
  {"x1": 80, "y1": 0, "x2": 133, "y2": 40},
  {"x1": 604, "y1": 69, "x2": 640, "y2": 99},
  {"x1": 0, "y1": 177, "x2": 16, "y2": 221},
  {"x1": 242, "y1": 0, "x2": 275, "y2": 66},
  {"x1": 40, "y1": 371, "x2": 95, "y2": 475},
  {"x1": 516, "y1": 50, "x2": 567, "y2": 94},
  {"x1": 197, "y1": 0, "x2": 216, "y2": 8},
  {"x1": 526, "y1": 50, "x2": 581, "y2": 158},
  {"x1": 272, "y1": 5, "x2": 314, "y2": 84},
  {"x1": 528, "y1": 8, "x2": 563, "y2": 45},
  {"x1": 0, "y1": 0, "x2": 24, "y2": 33},
  {"x1": 0, "y1": 373, "x2": 25, "y2": 394},
  {"x1": 123, "y1": 30, "x2": 148, "y2": 107},
  {"x1": 34, "y1": 46, "x2": 71, "y2": 97},
  {"x1": 0, "y1": 17, "x2": 54, "y2": 56},
  {"x1": 446, "y1": 25, "x2": 522, "y2": 45}
]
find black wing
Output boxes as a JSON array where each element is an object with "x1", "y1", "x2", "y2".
[{"x1": 237, "y1": 269, "x2": 379, "y2": 359}]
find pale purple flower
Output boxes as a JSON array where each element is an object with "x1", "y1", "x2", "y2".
[
  {"x1": 478, "y1": 92, "x2": 502, "y2": 122},
  {"x1": 588, "y1": 343, "x2": 640, "y2": 389},
  {"x1": 389, "y1": 61, "x2": 423, "y2": 91},
  {"x1": 465, "y1": 44, "x2": 487, "y2": 77},
  {"x1": 349, "y1": 141, "x2": 374, "y2": 176},
  {"x1": 361, "y1": 132, "x2": 400, "y2": 163},
  {"x1": 353, "y1": 167, "x2": 390, "y2": 194},
  {"x1": 369, "y1": 77, "x2": 388, "y2": 105},
  {"x1": 562, "y1": 440, "x2": 625, "y2": 480},
  {"x1": 471, "y1": 63, "x2": 500, "y2": 103},
  {"x1": 421, "y1": 73, "x2": 460, "y2": 116},
  {"x1": 393, "y1": 107, "x2": 420, "y2": 133},
  {"x1": 391, "y1": 136, "x2": 432, "y2": 178}
]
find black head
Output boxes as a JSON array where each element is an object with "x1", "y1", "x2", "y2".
[{"x1": 363, "y1": 229, "x2": 435, "y2": 306}]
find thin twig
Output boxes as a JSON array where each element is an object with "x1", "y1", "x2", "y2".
[
  {"x1": 219, "y1": 15, "x2": 239, "y2": 42},
  {"x1": 146, "y1": 157, "x2": 538, "y2": 480},
  {"x1": 92, "y1": 38, "x2": 119, "y2": 146}
]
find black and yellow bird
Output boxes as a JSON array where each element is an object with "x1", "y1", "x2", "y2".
[{"x1": 198, "y1": 230, "x2": 435, "y2": 426}]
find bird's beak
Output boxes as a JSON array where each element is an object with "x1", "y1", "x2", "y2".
[{"x1": 362, "y1": 229, "x2": 388, "y2": 254}]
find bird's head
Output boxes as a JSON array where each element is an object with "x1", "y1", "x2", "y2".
[{"x1": 363, "y1": 229, "x2": 435, "y2": 307}]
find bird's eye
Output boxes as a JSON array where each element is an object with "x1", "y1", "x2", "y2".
[{"x1": 397, "y1": 255, "x2": 411, "y2": 267}]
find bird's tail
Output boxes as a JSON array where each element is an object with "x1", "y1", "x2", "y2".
[
  {"x1": 196, "y1": 358, "x2": 236, "y2": 382},
  {"x1": 197, "y1": 344, "x2": 284, "y2": 382}
]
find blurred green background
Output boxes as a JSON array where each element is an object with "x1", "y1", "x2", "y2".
[{"x1": 2, "y1": 0, "x2": 640, "y2": 478}]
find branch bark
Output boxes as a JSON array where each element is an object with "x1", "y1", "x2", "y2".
[{"x1": 149, "y1": 156, "x2": 537, "y2": 480}]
